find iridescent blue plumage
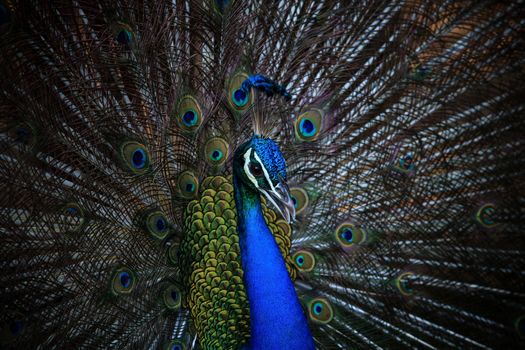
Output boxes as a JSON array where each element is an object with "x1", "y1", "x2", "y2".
[
  {"x1": 233, "y1": 136, "x2": 314, "y2": 350},
  {"x1": 249, "y1": 137, "x2": 287, "y2": 182},
  {"x1": 241, "y1": 74, "x2": 292, "y2": 101}
]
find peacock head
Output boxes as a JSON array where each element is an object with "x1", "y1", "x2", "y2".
[{"x1": 233, "y1": 135, "x2": 295, "y2": 223}]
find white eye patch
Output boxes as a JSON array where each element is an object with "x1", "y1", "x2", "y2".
[
  {"x1": 243, "y1": 148, "x2": 274, "y2": 191},
  {"x1": 243, "y1": 148, "x2": 258, "y2": 189},
  {"x1": 253, "y1": 151, "x2": 276, "y2": 193}
]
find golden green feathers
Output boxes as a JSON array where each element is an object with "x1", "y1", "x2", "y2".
[{"x1": 178, "y1": 176, "x2": 296, "y2": 349}]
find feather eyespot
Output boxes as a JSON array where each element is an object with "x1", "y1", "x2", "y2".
[
  {"x1": 476, "y1": 203, "x2": 497, "y2": 228},
  {"x1": 177, "y1": 171, "x2": 199, "y2": 198},
  {"x1": 308, "y1": 298, "x2": 333, "y2": 324},
  {"x1": 167, "y1": 243, "x2": 178, "y2": 265},
  {"x1": 290, "y1": 188, "x2": 309, "y2": 214},
  {"x1": 163, "y1": 285, "x2": 182, "y2": 310},
  {"x1": 390, "y1": 142, "x2": 418, "y2": 176},
  {"x1": 228, "y1": 71, "x2": 253, "y2": 112},
  {"x1": 249, "y1": 162, "x2": 263, "y2": 176},
  {"x1": 300, "y1": 119, "x2": 316, "y2": 136},
  {"x1": 61, "y1": 203, "x2": 85, "y2": 233},
  {"x1": 335, "y1": 223, "x2": 364, "y2": 248},
  {"x1": 233, "y1": 89, "x2": 249, "y2": 107},
  {"x1": 295, "y1": 109, "x2": 323, "y2": 141},
  {"x1": 165, "y1": 340, "x2": 185, "y2": 350},
  {"x1": 156, "y1": 217, "x2": 167, "y2": 231},
  {"x1": 182, "y1": 110, "x2": 197, "y2": 126},
  {"x1": 295, "y1": 255, "x2": 304, "y2": 266},
  {"x1": 111, "y1": 268, "x2": 136, "y2": 295},
  {"x1": 175, "y1": 95, "x2": 202, "y2": 132},
  {"x1": 399, "y1": 153, "x2": 414, "y2": 171},
  {"x1": 396, "y1": 272, "x2": 415, "y2": 296},
  {"x1": 204, "y1": 137, "x2": 229, "y2": 166},
  {"x1": 121, "y1": 142, "x2": 150, "y2": 173},
  {"x1": 114, "y1": 22, "x2": 133, "y2": 44},
  {"x1": 341, "y1": 227, "x2": 353, "y2": 242},
  {"x1": 132, "y1": 149, "x2": 147, "y2": 168},
  {"x1": 211, "y1": 150, "x2": 223, "y2": 161},
  {"x1": 116, "y1": 29, "x2": 132, "y2": 44},
  {"x1": 119, "y1": 272, "x2": 131, "y2": 288},
  {"x1": 313, "y1": 302, "x2": 323, "y2": 315},
  {"x1": 292, "y1": 250, "x2": 315, "y2": 272},
  {"x1": 145, "y1": 211, "x2": 170, "y2": 240}
]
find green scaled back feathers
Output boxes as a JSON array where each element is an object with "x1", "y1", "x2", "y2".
[{"x1": 178, "y1": 176, "x2": 296, "y2": 349}]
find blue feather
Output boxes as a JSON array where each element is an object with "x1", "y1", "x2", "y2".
[
  {"x1": 232, "y1": 136, "x2": 314, "y2": 349},
  {"x1": 241, "y1": 74, "x2": 292, "y2": 101},
  {"x1": 233, "y1": 175, "x2": 315, "y2": 350}
]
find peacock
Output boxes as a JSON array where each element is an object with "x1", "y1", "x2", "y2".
[{"x1": 1, "y1": 0, "x2": 524, "y2": 349}]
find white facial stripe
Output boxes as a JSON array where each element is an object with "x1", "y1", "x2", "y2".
[
  {"x1": 253, "y1": 151, "x2": 276, "y2": 193},
  {"x1": 243, "y1": 148, "x2": 259, "y2": 189}
]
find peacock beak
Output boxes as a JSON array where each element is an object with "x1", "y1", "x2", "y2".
[{"x1": 260, "y1": 180, "x2": 296, "y2": 223}]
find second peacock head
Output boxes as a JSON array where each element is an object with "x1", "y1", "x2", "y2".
[{"x1": 233, "y1": 135, "x2": 296, "y2": 223}]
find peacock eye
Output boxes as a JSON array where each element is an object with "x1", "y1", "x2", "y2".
[
  {"x1": 114, "y1": 22, "x2": 134, "y2": 45},
  {"x1": 233, "y1": 88, "x2": 249, "y2": 107},
  {"x1": 163, "y1": 284, "x2": 182, "y2": 310},
  {"x1": 177, "y1": 171, "x2": 199, "y2": 199},
  {"x1": 396, "y1": 272, "x2": 415, "y2": 296},
  {"x1": 175, "y1": 95, "x2": 202, "y2": 132},
  {"x1": 249, "y1": 162, "x2": 263, "y2": 176},
  {"x1": 166, "y1": 340, "x2": 185, "y2": 350},
  {"x1": 116, "y1": 29, "x2": 132, "y2": 44},
  {"x1": 121, "y1": 141, "x2": 150, "y2": 173},
  {"x1": 292, "y1": 250, "x2": 315, "y2": 272},
  {"x1": 308, "y1": 298, "x2": 334, "y2": 324},
  {"x1": 111, "y1": 267, "x2": 136, "y2": 295}
]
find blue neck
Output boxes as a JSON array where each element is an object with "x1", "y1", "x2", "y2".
[{"x1": 233, "y1": 174, "x2": 315, "y2": 350}]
